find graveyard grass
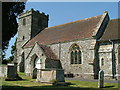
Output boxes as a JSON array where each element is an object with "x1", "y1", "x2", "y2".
[{"x1": 2, "y1": 72, "x2": 119, "y2": 90}]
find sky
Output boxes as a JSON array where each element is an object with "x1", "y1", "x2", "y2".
[{"x1": 5, "y1": 1, "x2": 119, "y2": 58}]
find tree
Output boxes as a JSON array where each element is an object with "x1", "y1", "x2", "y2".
[
  {"x1": 2, "y1": 2, "x2": 25, "y2": 57},
  {"x1": 2, "y1": 40, "x2": 16, "y2": 64}
]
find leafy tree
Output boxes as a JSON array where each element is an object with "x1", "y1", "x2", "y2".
[
  {"x1": 2, "y1": 2, "x2": 25, "y2": 57},
  {"x1": 2, "y1": 40, "x2": 16, "y2": 64},
  {"x1": 11, "y1": 40, "x2": 16, "y2": 56}
]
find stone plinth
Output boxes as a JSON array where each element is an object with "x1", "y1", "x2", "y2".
[{"x1": 36, "y1": 69, "x2": 65, "y2": 83}]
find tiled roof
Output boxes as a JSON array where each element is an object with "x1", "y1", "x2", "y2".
[
  {"x1": 40, "y1": 45, "x2": 58, "y2": 60},
  {"x1": 24, "y1": 14, "x2": 103, "y2": 48},
  {"x1": 100, "y1": 19, "x2": 120, "y2": 41}
]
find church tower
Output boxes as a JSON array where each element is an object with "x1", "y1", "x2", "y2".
[{"x1": 16, "y1": 9, "x2": 49, "y2": 72}]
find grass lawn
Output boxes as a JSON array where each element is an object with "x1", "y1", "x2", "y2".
[{"x1": 1, "y1": 72, "x2": 119, "y2": 90}]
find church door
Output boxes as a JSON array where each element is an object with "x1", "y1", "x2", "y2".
[
  {"x1": 32, "y1": 57, "x2": 41, "y2": 79},
  {"x1": 34, "y1": 57, "x2": 41, "y2": 69}
]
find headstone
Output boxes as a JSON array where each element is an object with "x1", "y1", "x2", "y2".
[
  {"x1": 98, "y1": 70, "x2": 104, "y2": 88},
  {"x1": 7, "y1": 63, "x2": 17, "y2": 79}
]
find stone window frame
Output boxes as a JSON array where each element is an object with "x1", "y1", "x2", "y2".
[{"x1": 70, "y1": 44, "x2": 82, "y2": 65}]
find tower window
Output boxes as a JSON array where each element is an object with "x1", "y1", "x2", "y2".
[
  {"x1": 22, "y1": 36, "x2": 25, "y2": 40},
  {"x1": 23, "y1": 18, "x2": 26, "y2": 25},
  {"x1": 101, "y1": 58, "x2": 104, "y2": 66},
  {"x1": 70, "y1": 44, "x2": 82, "y2": 64}
]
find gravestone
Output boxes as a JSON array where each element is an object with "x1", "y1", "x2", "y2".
[
  {"x1": 98, "y1": 70, "x2": 104, "y2": 88},
  {"x1": 6, "y1": 63, "x2": 17, "y2": 79},
  {"x1": 36, "y1": 69, "x2": 65, "y2": 83}
]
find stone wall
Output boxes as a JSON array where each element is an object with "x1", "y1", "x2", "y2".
[
  {"x1": 17, "y1": 9, "x2": 49, "y2": 72},
  {"x1": 49, "y1": 38, "x2": 96, "y2": 79},
  {"x1": 0, "y1": 65, "x2": 7, "y2": 77},
  {"x1": 99, "y1": 41, "x2": 120, "y2": 79},
  {"x1": 45, "y1": 59, "x2": 62, "y2": 69}
]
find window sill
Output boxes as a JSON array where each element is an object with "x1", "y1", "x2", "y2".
[{"x1": 70, "y1": 64, "x2": 82, "y2": 66}]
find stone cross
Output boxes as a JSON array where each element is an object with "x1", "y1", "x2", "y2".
[{"x1": 98, "y1": 70, "x2": 104, "y2": 88}]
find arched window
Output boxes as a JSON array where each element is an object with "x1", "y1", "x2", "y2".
[
  {"x1": 101, "y1": 58, "x2": 104, "y2": 66},
  {"x1": 70, "y1": 44, "x2": 82, "y2": 64},
  {"x1": 78, "y1": 51, "x2": 82, "y2": 64},
  {"x1": 22, "y1": 36, "x2": 25, "y2": 40},
  {"x1": 75, "y1": 51, "x2": 77, "y2": 64},
  {"x1": 71, "y1": 51, "x2": 74, "y2": 64}
]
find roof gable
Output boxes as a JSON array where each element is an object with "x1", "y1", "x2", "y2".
[
  {"x1": 26, "y1": 42, "x2": 57, "y2": 60},
  {"x1": 100, "y1": 18, "x2": 120, "y2": 41},
  {"x1": 26, "y1": 42, "x2": 47, "y2": 59}
]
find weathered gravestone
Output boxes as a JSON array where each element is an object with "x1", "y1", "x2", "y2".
[
  {"x1": 98, "y1": 70, "x2": 104, "y2": 88},
  {"x1": 7, "y1": 63, "x2": 17, "y2": 78},
  {"x1": 5, "y1": 63, "x2": 22, "y2": 81},
  {"x1": 36, "y1": 69, "x2": 65, "y2": 83}
]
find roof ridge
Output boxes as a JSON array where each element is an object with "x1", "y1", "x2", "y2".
[{"x1": 45, "y1": 14, "x2": 102, "y2": 30}]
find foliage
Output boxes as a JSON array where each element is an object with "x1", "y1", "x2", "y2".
[
  {"x1": 2, "y1": 2, "x2": 25, "y2": 55},
  {"x1": 2, "y1": 40, "x2": 16, "y2": 64},
  {"x1": 11, "y1": 39, "x2": 16, "y2": 55}
]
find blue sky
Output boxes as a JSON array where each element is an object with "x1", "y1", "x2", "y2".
[{"x1": 5, "y1": 2, "x2": 119, "y2": 58}]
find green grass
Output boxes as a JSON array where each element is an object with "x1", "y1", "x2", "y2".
[{"x1": 1, "y1": 72, "x2": 120, "y2": 90}]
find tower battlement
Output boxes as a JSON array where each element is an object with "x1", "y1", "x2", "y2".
[{"x1": 19, "y1": 8, "x2": 49, "y2": 20}]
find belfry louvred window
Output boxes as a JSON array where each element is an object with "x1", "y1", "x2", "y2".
[{"x1": 70, "y1": 44, "x2": 82, "y2": 64}]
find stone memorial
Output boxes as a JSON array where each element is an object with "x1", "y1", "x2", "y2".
[
  {"x1": 36, "y1": 69, "x2": 65, "y2": 83},
  {"x1": 5, "y1": 63, "x2": 20, "y2": 80},
  {"x1": 98, "y1": 70, "x2": 104, "y2": 88}
]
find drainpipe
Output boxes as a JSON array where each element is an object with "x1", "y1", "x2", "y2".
[{"x1": 109, "y1": 40, "x2": 116, "y2": 79}]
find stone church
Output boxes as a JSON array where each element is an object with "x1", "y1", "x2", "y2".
[{"x1": 16, "y1": 8, "x2": 120, "y2": 80}]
